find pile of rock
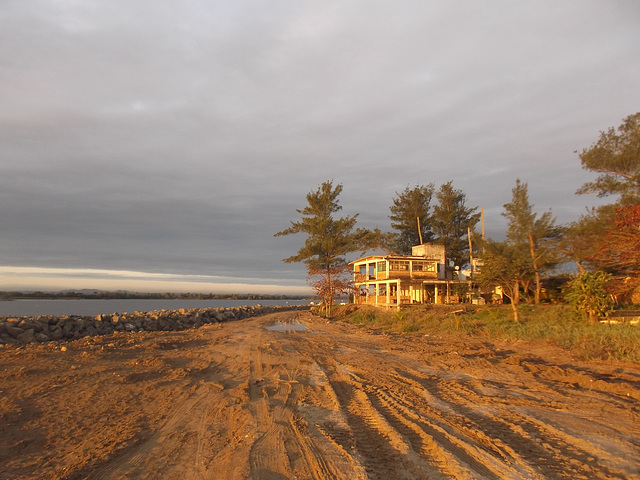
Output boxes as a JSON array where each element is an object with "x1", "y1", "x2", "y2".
[{"x1": 0, "y1": 304, "x2": 309, "y2": 346}]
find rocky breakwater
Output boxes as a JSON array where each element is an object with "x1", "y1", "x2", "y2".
[{"x1": 0, "y1": 304, "x2": 309, "y2": 346}]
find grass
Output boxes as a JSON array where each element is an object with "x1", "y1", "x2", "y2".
[{"x1": 336, "y1": 304, "x2": 640, "y2": 362}]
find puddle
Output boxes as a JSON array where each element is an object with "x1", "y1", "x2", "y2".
[{"x1": 266, "y1": 321, "x2": 308, "y2": 332}]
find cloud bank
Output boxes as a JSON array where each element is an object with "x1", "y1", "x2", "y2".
[{"x1": 1, "y1": 1, "x2": 639, "y2": 292}]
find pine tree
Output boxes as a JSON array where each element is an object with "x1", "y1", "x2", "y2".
[
  {"x1": 431, "y1": 181, "x2": 480, "y2": 268},
  {"x1": 502, "y1": 179, "x2": 559, "y2": 304},
  {"x1": 388, "y1": 184, "x2": 434, "y2": 254},
  {"x1": 275, "y1": 181, "x2": 361, "y2": 317},
  {"x1": 480, "y1": 179, "x2": 559, "y2": 319},
  {"x1": 577, "y1": 112, "x2": 640, "y2": 204},
  {"x1": 480, "y1": 239, "x2": 532, "y2": 322}
]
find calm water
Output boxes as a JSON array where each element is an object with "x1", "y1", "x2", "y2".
[{"x1": 0, "y1": 299, "x2": 311, "y2": 317}]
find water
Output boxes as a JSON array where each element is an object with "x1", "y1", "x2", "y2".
[
  {"x1": 0, "y1": 299, "x2": 311, "y2": 317},
  {"x1": 265, "y1": 320, "x2": 308, "y2": 332}
]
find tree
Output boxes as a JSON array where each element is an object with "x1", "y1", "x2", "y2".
[
  {"x1": 480, "y1": 179, "x2": 560, "y2": 320},
  {"x1": 594, "y1": 204, "x2": 640, "y2": 297},
  {"x1": 503, "y1": 179, "x2": 535, "y2": 247},
  {"x1": 564, "y1": 271, "x2": 613, "y2": 324},
  {"x1": 479, "y1": 240, "x2": 532, "y2": 322},
  {"x1": 431, "y1": 181, "x2": 480, "y2": 268},
  {"x1": 528, "y1": 211, "x2": 563, "y2": 304},
  {"x1": 275, "y1": 181, "x2": 362, "y2": 317},
  {"x1": 559, "y1": 209, "x2": 611, "y2": 274},
  {"x1": 388, "y1": 184, "x2": 434, "y2": 254},
  {"x1": 501, "y1": 179, "x2": 559, "y2": 304},
  {"x1": 577, "y1": 112, "x2": 640, "y2": 204}
]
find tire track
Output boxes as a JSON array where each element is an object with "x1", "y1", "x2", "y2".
[{"x1": 8, "y1": 311, "x2": 639, "y2": 480}]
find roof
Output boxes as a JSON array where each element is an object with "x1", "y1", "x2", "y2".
[{"x1": 349, "y1": 254, "x2": 440, "y2": 265}]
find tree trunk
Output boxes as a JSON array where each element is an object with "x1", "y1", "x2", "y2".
[
  {"x1": 513, "y1": 279, "x2": 520, "y2": 307},
  {"x1": 528, "y1": 231, "x2": 541, "y2": 305},
  {"x1": 325, "y1": 267, "x2": 333, "y2": 318},
  {"x1": 511, "y1": 300, "x2": 520, "y2": 323},
  {"x1": 512, "y1": 279, "x2": 520, "y2": 322}
]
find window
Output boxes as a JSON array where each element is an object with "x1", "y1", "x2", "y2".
[
  {"x1": 412, "y1": 261, "x2": 436, "y2": 272},
  {"x1": 389, "y1": 261, "x2": 409, "y2": 271}
]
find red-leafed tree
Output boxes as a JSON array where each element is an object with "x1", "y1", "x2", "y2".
[{"x1": 595, "y1": 204, "x2": 640, "y2": 296}]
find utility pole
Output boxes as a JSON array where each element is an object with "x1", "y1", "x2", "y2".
[
  {"x1": 468, "y1": 226, "x2": 473, "y2": 275},
  {"x1": 481, "y1": 206, "x2": 485, "y2": 254}
]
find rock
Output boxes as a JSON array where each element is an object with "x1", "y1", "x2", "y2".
[
  {"x1": 62, "y1": 323, "x2": 74, "y2": 338},
  {"x1": 83, "y1": 325, "x2": 98, "y2": 337},
  {"x1": 35, "y1": 333, "x2": 50, "y2": 342},
  {"x1": 0, "y1": 304, "x2": 308, "y2": 346},
  {"x1": 222, "y1": 310, "x2": 236, "y2": 321},
  {"x1": 49, "y1": 326, "x2": 63, "y2": 340},
  {"x1": 17, "y1": 329, "x2": 35, "y2": 344},
  {"x1": 5, "y1": 325, "x2": 25, "y2": 339},
  {"x1": 0, "y1": 335, "x2": 17, "y2": 345}
]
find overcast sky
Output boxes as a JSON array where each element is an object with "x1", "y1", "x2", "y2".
[{"x1": 1, "y1": 1, "x2": 639, "y2": 294}]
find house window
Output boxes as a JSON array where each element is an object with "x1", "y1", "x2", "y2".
[
  {"x1": 390, "y1": 261, "x2": 409, "y2": 271},
  {"x1": 377, "y1": 262, "x2": 386, "y2": 272},
  {"x1": 412, "y1": 261, "x2": 436, "y2": 272}
]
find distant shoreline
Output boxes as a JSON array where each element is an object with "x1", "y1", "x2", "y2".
[{"x1": 0, "y1": 291, "x2": 315, "y2": 302}]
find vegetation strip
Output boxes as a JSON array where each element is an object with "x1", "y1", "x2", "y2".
[{"x1": 336, "y1": 304, "x2": 640, "y2": 362}]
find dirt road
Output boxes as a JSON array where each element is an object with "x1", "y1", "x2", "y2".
[{"x1": 1, "y1": 310, "x2": 639, "y2": 479}]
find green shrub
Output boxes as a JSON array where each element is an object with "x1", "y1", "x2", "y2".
[{"x1": 563, "y1": 271, "x2": 614, "y2": 323}]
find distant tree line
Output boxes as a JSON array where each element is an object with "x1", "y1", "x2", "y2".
[
  {"x1": 276, "y1": 112, "x2": 640, "y2": 320},
  {"x1": 0, "y1": 291, "x2": 313, "y2": 301}
]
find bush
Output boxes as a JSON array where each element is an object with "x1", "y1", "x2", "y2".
[{"x1": 563, "y1": 271, "x2": 614, "y2": 323}]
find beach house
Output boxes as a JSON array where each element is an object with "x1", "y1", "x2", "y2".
[{"x1": 350, "y1": 244, "x2": 474, "y2": 308}]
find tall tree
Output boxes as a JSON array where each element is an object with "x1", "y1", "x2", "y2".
[
  {"x1": 480, "y1": 179, "x2": 559, "y2": 318},
  {"x1": 501, "y1": 179, "x2": 559, "y2": 304},
  {"x1": 275, "y1": 181, "x2": 361, "y2": 317},
  {"x1": 479, "y1": 239, "x2": 532, "y2": 322},
  {"x1": 503, "y1": 179, "x2": 535, "y2": 247},
  {"x1": 388, "y1": 184, "x2": 434, "y2": 254},
  {"x1": 528, "y1": 211, "x2": 563, "y2": 303},
  {"x1": 594, "y1": 204, "x2": 640, "y2": 298},
  {"x1": 577, "y1": 112, "x2": 640, "y2": 204},
  {"x1": 431, "y1": 181, "x2": 480, "y2": 268}
]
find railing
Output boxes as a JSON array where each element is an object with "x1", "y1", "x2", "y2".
[{"x1": 354, "y1": 296, "x2": 398, "y2": 306}]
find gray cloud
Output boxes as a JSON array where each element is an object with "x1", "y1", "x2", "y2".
[{"x1": 1, "y1": 1, "x2": 639, "y2": 291}]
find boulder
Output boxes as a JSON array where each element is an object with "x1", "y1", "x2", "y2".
[
  {"x1": 5, "y1": 325, "x2": 25, "y2": 339},
  {"x1": 17, "y1": 329, "x2": 35, "y2": 344},
  {"x1": 49, "y1": 326, "x2": 63, "y2": 341},
  {"x1": 35, "y1": 332, "x2": 50, "y2": 342}
]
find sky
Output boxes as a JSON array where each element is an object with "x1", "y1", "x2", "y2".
[{"x1": 1, "y1": 1, "x2": 639, "y2": 294}]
